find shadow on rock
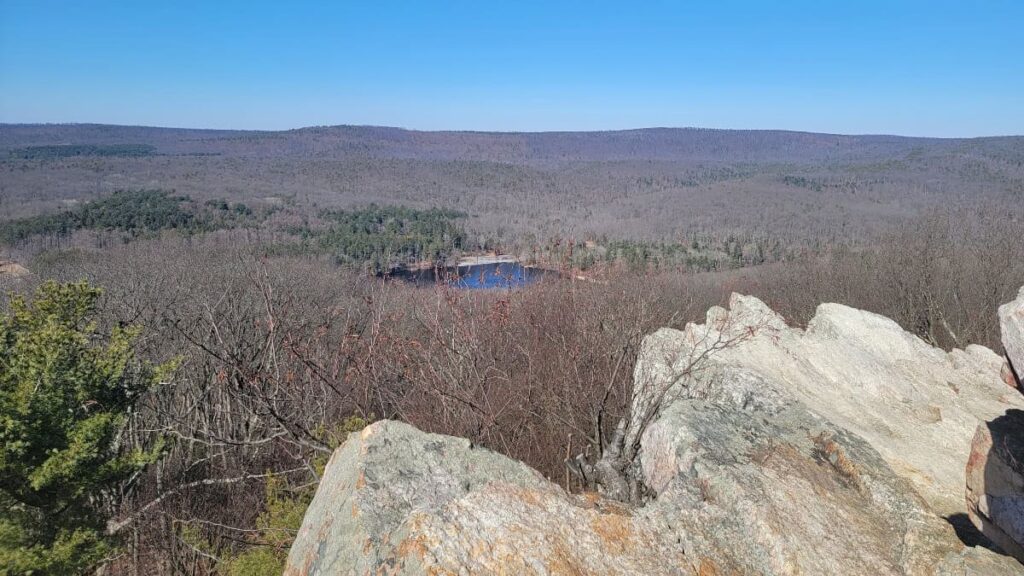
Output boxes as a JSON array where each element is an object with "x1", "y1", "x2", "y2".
[
  {"x1": 945, "y1": 512, "x2": 1001, "y2": 551},
  {"x1": 965, "y1": 408, "x2": 1024, "y2": 565}
]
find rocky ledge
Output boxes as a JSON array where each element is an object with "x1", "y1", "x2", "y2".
[
  {"x1": 286, "y1": 290, "x2": 1024, "y2": 575},
  {"x1": 1001, "y1": 286, "x2": 1024, "y2": 391}
]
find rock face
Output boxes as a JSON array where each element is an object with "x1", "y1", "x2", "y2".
[
  {"x1": 1001, "y1": 287, "x2": 1024, "y2": 388},
  {"x1": 964, "y1": 288, "x2": 1024, "y2": 563},
  {"x1": 633, "y1": 295, "x2": 1024, "y2": 516},
  {"x1": 639, "y1": 397, "x2": 967, "y2": 575},
  {"x1": 287, "y1": 293, "x2": 1024, "y2": 575},
  {"x1": 285, "y1": 420, "x2": 693, "y2": 575},
  {"x1": 966, "y1": 409, "x2": 1024, "y2": 563},
  {"x1": 630, "y1": 294, "x2": 1024, "y2": 575}
]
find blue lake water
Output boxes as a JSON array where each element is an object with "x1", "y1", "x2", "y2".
[{"x1": 392, "y1": 262, "x2": 552, "y2": 289}]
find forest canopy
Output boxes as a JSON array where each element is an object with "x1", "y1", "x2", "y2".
[
  {"x1": 8, "y1": 144, "x2": 156, "y2": 160},
  {"x1": 316, "y1": 204, "x2": 468, "y2": 272},
  {"x1": 0, "y1": 190, "x2": 256, "y2": 245}
]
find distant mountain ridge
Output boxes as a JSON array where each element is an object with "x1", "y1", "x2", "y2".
[{"x1": 3, "y1": 123, "x2": 1022, "y2": 164}]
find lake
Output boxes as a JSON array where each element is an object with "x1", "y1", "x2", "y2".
[{"x1": 390, "y1": 262, "x2": 553, "y2": 289}]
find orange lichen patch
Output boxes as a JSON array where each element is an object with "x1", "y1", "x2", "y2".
[
  {"x1": 351, "y1": 502, "x2": 359, "y2": 518},
  {"x1": 466, "y1": 540, "x2": 487, "y2": 562},
  {"x1": 363, "y1": 538, "x2": 373, "y2": 555},
  {"x1": 315, "y1": 514, "x2": 334, "y2": 542},
  {"x1": 358, "y1": 422, "x2": 386, "y2": 455},
  {"x1": 424, "y1": 567, "x2": 460, "y2": 576},
  {"x1": 282, "y1": 546, "x2": 314, "y2": 576},
  {"x1": 483, "y1": 482, "x2": 550, "y2": 508},
  {"x1": 545, "y1": 538, "x2": 590, "y2": 576},
  {"x1": 509, "y1": 486, "x2": 542, "y2": 506},
  {"x1": 375, "y1": 563, "x2": 408, "y2": 576},
  {"x1": 811, "y1": 432, "x2": 865, "y2": 493},
  {"x1": 577, "y1": 490, "x2": 631, "y2": 515},
  {"x1": 395, "y1": 534, "x2": 430, "y2": 562},
  {"x1": 590, "y1": 513, "x2": 633, "y2": 555},
  {"x1": 966, "y1": 427, "x2": 992, "y2": 471},
  {"x1": 697, "y1": 557, "x2": 720, "y2": 576},
  {"x1": 356, "y1": 471, "x2": 367, "y2": 489},
  {"x1": 763, "y1": 442, "x2": 835, "y2": 498},
  {"x1": 393, "y1": 514, "x2": 430, "y2": 562}
]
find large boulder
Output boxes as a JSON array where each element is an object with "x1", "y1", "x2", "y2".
[
  {"x1": 633, "y1": 294, "x2": 1024, "y2": 516},
  {"x1": 640, "y1": 396, "x2": 966, "y2": 574},
  {"x1": 284, "y1": 420, "x2": 693, "y2": 575},
  {"x1": 964, "y1": 289, "x2": 1024, "y2": 563},
  {"x1": 287, "y1": 293, "x2": 1024, "y2": 575},
  {"x1": 966, "y1": 409, "x2": 1024, "y2": 563},
  {"x1": 0, "y1": 260, "x2": 30, "y2": 278},
  {"x1": 1001, "y1": 286, "x2": 1024, "y2": 388},
  {"x1": 630, "y1": 294, "x2": 1024, "y2": 574}
]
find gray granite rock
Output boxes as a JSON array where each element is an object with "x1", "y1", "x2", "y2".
[
  {"x1": 1000, "y1": 286, "x2": 1024, "y2": 388},
  {"x1": 966, "y1": 409, "x2": 1024, "y2": 563},
  {"x1": 284, "y1": 420, "x2": 692, "y2": 576},
  {"x1": 633, "y1": 293, "x2": 1024, "y2": 516}
]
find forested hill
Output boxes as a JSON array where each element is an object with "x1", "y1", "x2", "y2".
[
  {"x1": 3, "y1": 123, "x2": 1023, "y2": 243},
  {"x1": 3, "y1": 123, "x2": 1022, "y2": 164}
]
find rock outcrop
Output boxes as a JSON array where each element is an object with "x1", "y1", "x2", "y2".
[
  {"x1": 1001, "y1": 287, "x2": 1024, "y2": 388},
  {"x1": 0, "y1": 260, "x2": 30, "y2": 278},
  {"x1": 633, "y1": 295, "x2": 1024, "y2": 517},
  {"x1": 629, "y1": 294, "x2": 1024, "y2": 575},
  {"x1": 287, "y1": 293, "x2": 1024, "y2": 575},
  {"x1": 285, "y1": 420, "x2": 693, "y2": 575},
  {"x1": 964, "y1": 287, "x2": 1024, "y2": 563},
  {"x1": 638, "y1": 396, "x2": 969, "y2": 574},
  {"x1": 966, "y1": 409, "x2": 1024, "y2": 563}
]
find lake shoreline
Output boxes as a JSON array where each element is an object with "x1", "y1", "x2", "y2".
[
  {"x1": 389, "y1": 258, "x2": 558, "y2": 289},
  {"x1": 456, "y1": 254, "x2": 519, "y2": 267},
  {"x1": 398, "y1": 253, "x2": 524, "y2": 273}
]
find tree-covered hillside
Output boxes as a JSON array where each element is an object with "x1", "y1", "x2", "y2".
[
  {"x1": 0, "y1": 190, "x2": 258, "y2": 245},
  {"x1": 316, "y1": 205, "x2": 467, "y2": 272},
  {"x1": 7, "y1": 144, "x2": 156, "y2": 159}
]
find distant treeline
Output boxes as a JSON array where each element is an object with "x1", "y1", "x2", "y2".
[
  {"x1": 527, "y1": 234, "x2": 788, "y2": 273},
  {"x1": 0, "y1": 190, "x2": 257, "y2": 245},
  {"x1": 597, "y1": 236, "x2": 783, "y2": 271},
  {"x1": 8, "y1": 144, "x2": 156, "y2": 159},
  {"x1": 273, "y1": 203, "x2": 786, "y2": 275},
  {"x1": 1, "y1": 190, "x2": 788, "y2": 275}
]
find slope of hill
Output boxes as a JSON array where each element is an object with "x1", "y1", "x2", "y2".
[
  {"x1": 4, "y1": 123, "x2": 1024, "y2": 163},
  {"x1": 2, "y1": 124, "x2": 1022, "y2": 243}
]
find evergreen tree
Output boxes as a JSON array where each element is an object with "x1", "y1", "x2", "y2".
[{"x1": 0, "y1": 282, "x2": 171, "y2": 574}]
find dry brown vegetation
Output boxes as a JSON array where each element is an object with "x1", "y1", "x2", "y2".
[
  {"x1": 3, "y1": 125, "x2": 1023, "y2": 247},
  {"x1": 1, "y1": 201, "x2": 1018, "y2": 573}
]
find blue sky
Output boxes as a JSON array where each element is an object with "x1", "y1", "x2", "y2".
[{"x1": 1, "y1": 1, "x2": 1021, "y2": 136}]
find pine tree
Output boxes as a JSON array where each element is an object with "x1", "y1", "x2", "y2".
[{"x1": 0, "y1": 282, "x2": 171, "y2": 574}]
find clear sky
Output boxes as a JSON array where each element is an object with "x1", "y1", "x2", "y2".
[{"x1": 1, "y1": 0, "x2": 1021, "y2": 136}]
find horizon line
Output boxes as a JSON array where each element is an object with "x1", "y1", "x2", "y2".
[{"x1": 1, "y1": 121, "x2": 1022, "y2": 141}]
